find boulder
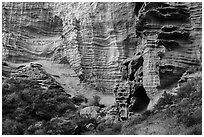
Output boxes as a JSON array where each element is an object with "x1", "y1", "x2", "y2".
[{"x1": 80, "y1": 106, "x2": 100, "y2": 119}]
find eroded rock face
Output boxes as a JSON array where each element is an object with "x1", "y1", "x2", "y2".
[
  {"x1": 113, "y1": 54, "x2": 150, "y2": 120},
  {"x1": 135, "y1": 2, "x2": 202, "y2": 97},
  {"x1": 51, "y1": 2, "x2": 138, "y2": 91},
  {"x1": 2, "y1": 2, "x2": 202, "y2": 96},
  {"x1": 112, "y1": 2, "x2": 201, "y2": 120},
  {"x1": 2, "y1": 2, "x2": 63, "y2": 62},
  {"x1": 48, "y1": 2, "x2": 202, "y2": 94}
]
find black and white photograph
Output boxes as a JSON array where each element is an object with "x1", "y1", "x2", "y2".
[{"x1": 1, "y1": 1, "x2": 202, "y2": 135}]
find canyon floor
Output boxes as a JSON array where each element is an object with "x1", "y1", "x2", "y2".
[{"x1": 2, "y1": 60, "x2": 202, "y2": 135}]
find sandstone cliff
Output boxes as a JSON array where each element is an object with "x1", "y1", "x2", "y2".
[
  {"x1": 51, "y1": 2, "x2": 139, "y2": 92},
  {"x1": 132, "y1": 2, "x2": 202, "y2": 98},
  {"x1": 2, "y1": 2, "x2": 62, "y2": 62},
  {"x1": 2, "y1": 2, "x2": 202, "y2": 96}
]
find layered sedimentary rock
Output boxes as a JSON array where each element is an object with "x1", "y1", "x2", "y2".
[
  {"x1": 52, "y1": 2, "x2": 138, "y2": 92},
  {"x1": 135, "y1": 2, "x2": 202, "y2": 97},
  {"x1": 2, "y1": 2, "x2": 202, "y2": 96},
  {"x1": 113, "y1": 55, "x2": 150, "y2": 120},
  {"x1": 2, "y1": 2, "x2": 63, "y2": 62},
  {"x1": 113, "y1": 2, "x2": 201, "y2": 119},
  {"x1": 51, "y1": 2, "x2": 201, "y2": 94}
]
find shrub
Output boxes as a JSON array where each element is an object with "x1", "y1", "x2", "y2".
[
  {"x1": 185, "y1": 124, "x2": 202, "y2": 135},
  {"x1": 112, "y1": 122, "x2": 122, "y2": 133},
  {"x1": 177, "y1": 82, "x2": 195, "y2": 100},
  {"x1": 154, "y1": 92, "x2": 175, "y2": 110},
  {"x1": 71, "y1": 95, "x2": 87, "y2": 105},
  {"x1": 2, "y1": 119, "x2": 26, "y2": 135}
]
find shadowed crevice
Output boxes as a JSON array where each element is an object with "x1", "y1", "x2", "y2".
[{"x1": 129, "y1": 86, "x2": 150, "y2": 113}]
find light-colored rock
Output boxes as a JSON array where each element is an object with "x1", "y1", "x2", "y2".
[
  {"x1": 80, "y1": 106, "x2": 100, "y2": 118},
  {"x1": 135, "y1": 2, "x2": 201, "y2": 98},
  {"x1": 51, "y1": 2, "x2": 138, "y2": 92},
  {"x1": 2, "y1": 2, "x2": 63, "y2": 62},
  {"x1": 3, "y1": 2, "x2": 201, "y2": 94}
]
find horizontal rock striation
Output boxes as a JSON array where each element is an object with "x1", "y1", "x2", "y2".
[
  {"x1": 52, "y1": 2, "x2": 138, "y2": 92},
  {"x1": 135, "y1": 2, "x2": 202, "y2": 97},
  {"x1": 2, "y1": 2, "x2": 202, "y2": 95},
  {"x1": 2, "y1": 2, "x2": 63, "y2": 62},
  {"x1": 113, "y1": 2, "x2": 201, "y2": 119}
]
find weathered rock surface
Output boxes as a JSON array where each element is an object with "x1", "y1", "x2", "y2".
[
  {"x1": 51, "y1": 2, "x2": 139, "y2": 91},
  {"x1": 80, "y1": 106, "x2": 100, "y2": 119},
  {"x1": 2, "y1": 2, "x2": 202, "y2": 96},
  {"x1": 2, "y1": 2, "x2": 202, "y2": 135},
  {"x1": 135, "y1": 2, "x2": 201, "y2": 97},
  {"x1": 2, "y1": 2, "x2": 63, "y2": 62}
]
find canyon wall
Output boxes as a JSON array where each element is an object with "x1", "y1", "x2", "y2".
[
  {"x1": 51, "y1": 2, "x2": 202, "y2": 95},
  {"x1": 2, "y1": 2, "x2": 202, "y2": 95},
  {"x1": 51, "y1": 2, "x2": 139, "y2": 92},
  {"x1": 135, "y1": 2, "x2": 202, "y2": 97},
  {"x1": 2, "y1": 2, "x2": 62, "y2": 62}
]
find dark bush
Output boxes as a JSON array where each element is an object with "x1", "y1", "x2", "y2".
[
  {"x1": 71, "y1": 95, "x2": 87, "y2": 105},
  {"x1": 177, "y1": 82, "x2": 195, "y2": 100},
  {"x1": 112, "y1": 122, "x2": 122, "y2": 133},
  {"x1": 154, "y1": 92, "x2": 175, "y2": 110},
  {"x1": 177, "y1": 115, "x2": 197, "y2": 127},
  {"x1": 175, "y1": 78, "x2": 202, "y2": 129},
  {"x1": 2, "y1": 119, "x2": 26, "y2": 135},
  {"x1": 185, "y1": 124, "x2": 202, "y2": 135},
  {"x1": 2, "y1": 65, "x2": 80, "y2": 135}
]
